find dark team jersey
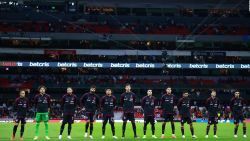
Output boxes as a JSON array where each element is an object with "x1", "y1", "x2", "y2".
[
  {"x1": 80, "y1": 92, "x2": 100, "y2": 113},
  {"x1": 230, "y1": 97, "x2": 246, "y2": 115},
  {"x1": 177, "y1": 97, "x2": 191, "y2": 117},
  {"x1": 61, "y1": 94, "x2": 77, "y2": 115},
  {"x1": 14, "y1": 97, "x2": 29, "y2": 117},
  {"x1": 141, "y1": 95, "x2": 156, "y2": 116},
  {"x1": 34, "y1": 94, "x2": 51, "y2": 113},
  {"x1": 120, "y1": 92, "x2": 136, "y2": 113},
  {"x1": 206, "y1": 97, "x2": 220, "y2": 117},
  {"x1": 101, "y1": 95, "x2": 116, "y2": 116},
  {"x1": 161, "y1": 94, "x2": 176, "y2": 114}
]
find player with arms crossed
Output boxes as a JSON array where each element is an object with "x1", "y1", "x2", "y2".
[
  {"x1": 11, "y1": 90, "x2": 29, "y2": 140},
  {"x1": 141, "y1": 89, "x2": 157, "y2": 139},
  {"x1": 120, "y1": 83, "x2": 138, "y2": 139},
  {"x1": 33, "y1": 86, "x2": 51, "y2": 140},
  {"x1": 80, "y1": 85, "x2": 100, "y2": 139},
  {"x1": 230, "y1": 90, "x2": 247, "y2": 138},
  {"x1": 161, "y1": 87, "x2": 176, "y2": 138},
  {"x1": 177, "y1": 91, "x2": 197, "y2": 139},
  {"x1": 205, "y1": 89, "x2": 220, "y2": 138},
  {"x1": 100, "y1": 88, "x2": 118, "y2": 139},
  {"x1": 59, "y1": 87, "x2": 77, "y2": 140}
]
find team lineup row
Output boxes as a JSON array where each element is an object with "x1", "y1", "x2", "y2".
[{"x1": 10, "y1": 84, "x2": 247, "y2": 140}]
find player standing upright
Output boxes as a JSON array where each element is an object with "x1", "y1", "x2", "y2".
[
  {"x1": 11, "y1": 90, "x2": 29, "y2": 140},
  {"x1": 120, "y1": 83, "x2": 138, "y2": 139},
  {"x1": 161, "y1": 87, "x2": 176, "y2": 138},
  {"x1": 141, "y1": 89, "x2": 157, "y2": 139},
  {"x1": 230, "y1": 90, "x2": 247, "y2": 138},
  {"x1": 205, "y1": 89, "x2": 220, "y2": 138},
  {"x1": 59, "y1": 87, "x2": 77, "y2": 140},
  {"x1": 177, "y1": 91, "x2": 197, "y2": 139},
  {"x1": 33, "y1": 86, "x2": 51, "y2": 140},
  {"x1": 80, "y1": 85, "x2": 100, "y2": 139},
  {"x1": 100, "y1": 88, "x2": 118, "y2": 139}
]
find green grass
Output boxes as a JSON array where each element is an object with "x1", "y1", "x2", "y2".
[{"x1": 0, "y1": 122, "x2": 249, "y2": 141}]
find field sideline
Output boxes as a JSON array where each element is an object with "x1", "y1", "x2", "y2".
[{"x1": 0, "y1": 122, "x2": 249, "y2": 141}]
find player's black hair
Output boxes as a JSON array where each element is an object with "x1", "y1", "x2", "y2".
[
  {"x1": 165, "y1": 86, "x2": 172, "y2": 90},
  {"x1": 38, "y1": 85, "x2": 47, "y2": 91},
  {"x1": 105, "y1": 88, "x2": 112, "y2": 93},
  {"x1": 90, "y1": 85, "x2": 96, "y2": 89},
  {"x1": 183, "y1": 90, "x2": 189, "y2": 94},
  {"x1": 125, "y1": 83, "x2": 131, "y2": 87},
  {"x1": 234, "y1": 89, "x2": 240, "y2": 93}
]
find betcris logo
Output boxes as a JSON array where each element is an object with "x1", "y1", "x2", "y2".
[
  {"x1": 29, "y1": 62, "x2": 50, "y2": 67},
  {"x1": 57, "y1": 62, "x2": 77, "y2": 67},
  {"x1": 17, "y1": 62, "x2": 23, "y2": 67},
  {"x1": 241, "y1": 64, "x2": 250, "y2": 69},
  {"x1": 166, "y1": 64, "x2": 182, "y2": 68}
]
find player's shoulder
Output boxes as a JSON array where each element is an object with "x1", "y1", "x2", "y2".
[
  {"x1": 45, "y1": 93, "x2": 51, "y2": 97},
  {"x1": 112, "y1": 95, "x2": 116, "y2": 99},
  {"x1": 15, "y1": 97, "x2": 20, "y2": 102}
]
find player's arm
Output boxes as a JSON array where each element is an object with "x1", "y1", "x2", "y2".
[
  {"x1": 60, "y1": 95, "x2": 65, "y2": 111},
  {"x1": 141, "y1": 97, "x2": 145, "y2": 110},
  {"x1": 80, "y1": 94, "x2": 86, "y2": 108},
  {"x1": 160, "y1": 95, "x2": 164, "y2": 109},
  {"x1": 177, "y1": 98, "x2": 182, "y2": 111},
  {"x1": 120, "y1": 93, "x2": 124, "y2": 106},
  {"x1": 229, "y1": 97, "x2": 234, "y2": 112},
  {"x1": 113, "y1": 96, "x2": 117, "y2": 107},
  {"x1": 47, "y1": 95, "x2": 51, "y2": 113}
]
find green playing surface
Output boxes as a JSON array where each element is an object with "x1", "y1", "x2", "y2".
[{"x1": 0, "y1": 122, "x2": 249, "y2": 141}]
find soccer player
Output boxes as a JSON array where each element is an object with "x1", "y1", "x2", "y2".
[
  {"x1": 120, "y1": 83, "x2": 138, "y2": 139},
  {"x1": 161, "y1": 87, "x2": 176, "y2": 138},
  {"x1": 141, "y1": 89, "x2": 157, "y2": 139},
  {"x1": 80, "y1": 85, "x2": 100, "y2": 139},
  {"x1": 205, "y1": 89, "x2": 220, "y2": 138},
  {"x1": 33, "y1": 85, "x2": 51, "y2": 140},
  {"x1": 177, "y1": 91, "x2": 197, "y2": 138},
  {"x1": 59, "y1": 87, "x2": 77, "y2": 140},
  {"x1": 100, "y1": 88, "x2": 118, "y2": 139},
  {"x1": 230, "y1": 90, "x2": 247, "y2": 138},
  {"x1": 11, "y1": 90, "x2": 29, "y2": 140}
]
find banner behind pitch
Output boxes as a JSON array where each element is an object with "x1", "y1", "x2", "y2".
[{"x1": 0, "y1": 61, "x2": 250, "y2": 69}]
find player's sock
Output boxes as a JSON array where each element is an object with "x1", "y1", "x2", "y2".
[
  {"x1": 20, "y1": 124, "x2": 25, "y2": 137},
  {"x1": 190, "y1": 126, "x2": 194, "y2": 136},
  {"x1": 206, "y1": 125, "x2": 210, "y2": 135},
  {"x1": 68, "y1": 123, "x2": 72, "y2": 136},
  {"x1": 132, "y1": 121, "x2": 137, "y2": 137},
  {"x1": 143, "y1": 122, "x2": 147, "y2": 135},
  {"x1": 90, "y1": 122, "x2": 93, "y2": 135},
  {"x1": 243, "y1": 126, "x2": 246, "y2": 135},
  {"x1": 44, "y1": 121, "x2": 49, "y2": 136},
  {"x1": 214, "y1": 125, "x2": 217, "y2": 135},
  {"x1": 35, "y1": 123, "x2": 40, "y2": 136},
  {"x1": 151, "y1": 123, "x2": 155, "y2": 135},
  {"x1": 181, "y1": 126, "x2": 184, "y2": 135},
  {"x1": 13, "y1": 125, "x2": 18, "y2": 136},
  {"x1": 122, "y1": 122, "x2": 127, "y2": 137},
  {"x1": 60, "y1": 123, "x2": 65, "y2": 135},
  {"x1": 162, "y1": 122, "x2": 166, "y2": 134},
  {"x1": 234, "y1": 125, "x2": 239, "y2": 135},
  {"x1": 102, "y1": 121, "x2": 107, "y2": 135},
  {"x1": 85, "y1": 122, "x2": 89, "y2": 133},
  {"x1": 110, "y1": 122, "x2": 115, "y2": 136},
  {"x1": 171, "y1": 122, "x2": 175, "y2": 134}
]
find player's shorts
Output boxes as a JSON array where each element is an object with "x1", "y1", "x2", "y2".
[
  {"x1": 85, "y1": 112, "x2": 95, "y2": 122},
  {"x1": 36, "y1": 112, "x2": 49, "y2": 122},
  {"x1": 103, "y1": 115, "x2": 114, "y2": 124},
  {"x1": 234, "y1": 114, "x2": 245, "y2": 124},
  {"x1": 163, "y1": 113, "x2": 174, "y2": 122},
  {"x1": 208, "y1": 116, "x2": 218, "y2": 124},
  {"x1": 63, "y1": 114, "x2": 74, "y2": 124},
  {"x1": 14, "y1": 117, "x2": 26, "y2": 124},
  {"x1": 122, "y1": 113, "x2": 135, "y2": 122},
  {"x1": 144, "y1": 115, "x2": 155, "y2": 124},
  {"x1": 181, "y1": 116, "x2": 192, "y2": 124}
]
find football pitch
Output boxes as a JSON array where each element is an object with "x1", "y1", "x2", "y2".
[{"x1": 0, "y1": 122, "x2": 249, "y2": 141}]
